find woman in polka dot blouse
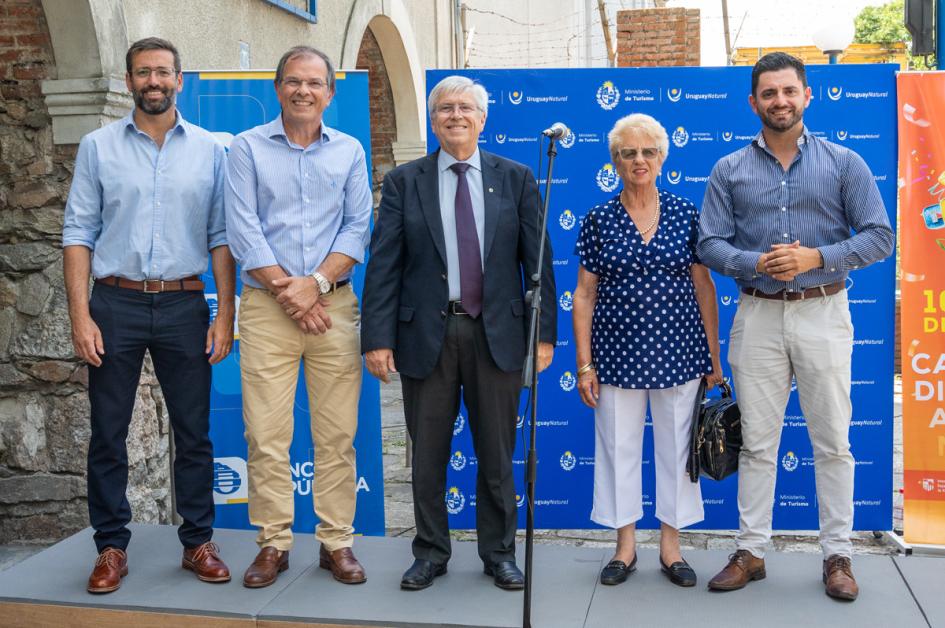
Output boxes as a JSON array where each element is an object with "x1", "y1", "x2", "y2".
[{"x1": 572, "y1": 113, "x2": 723, "y2": 588}]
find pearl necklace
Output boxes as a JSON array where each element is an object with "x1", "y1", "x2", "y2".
[{"x1": 623, "y1": 190, "x2": 661, "y2": 239}]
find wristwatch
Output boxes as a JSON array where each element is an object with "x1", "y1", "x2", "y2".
[{"x1": 311, "y1": 271, "x2": 331, "y2": 295}]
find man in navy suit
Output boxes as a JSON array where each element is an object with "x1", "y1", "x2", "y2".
[{"x1": 361, "y1": 75, "x2": 556, "y2": 591}]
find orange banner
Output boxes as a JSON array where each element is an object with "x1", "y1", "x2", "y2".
[{"x1": 898, "y1": 72, "x2": 945, "y2": 545}]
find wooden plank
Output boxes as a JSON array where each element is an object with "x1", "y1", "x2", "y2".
[
  {"x1": 0, "y1": 601, "x2": 255, "y2": 628},
  {"x1": 257, "y1": 622, "x2": 391, "y2": 628}
]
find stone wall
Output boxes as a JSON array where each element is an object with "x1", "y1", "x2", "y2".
[
  {"x1": 616, "y1": 7, "x2": 700, "y2": 67},
  {"x1": 356, "y1": 25, "x2": 397, "y2": 207},
  {"x1": 0, "y1": 0, "x2": 171, "y2": 545}
]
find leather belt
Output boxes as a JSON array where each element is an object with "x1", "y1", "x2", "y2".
[
  {"x1": 95, "y1": 276, "x2": 205, "y2": 293},
  {"x1": 448, "y1": 301, "x2": 470, "y2": 315},
  {"x1": 741, "y1": 281, "x2": 844, "y2": 301},
  {"x1": 326, "y1": 279, "x2": 351, "y2": 294}
]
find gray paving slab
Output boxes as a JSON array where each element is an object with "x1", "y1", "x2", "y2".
[
  {"x1": 894, "y1": 554, "x2": 945, "y2": 628},
  {"x1": 258, "y1": 536, "x2": 603, "y2": 628},
  {"x1": 0, "y1": 524, "x2": 315, "y2": 618},
  {"x1": 585, "y1": 549, "x2": 927, "y2": 628}
]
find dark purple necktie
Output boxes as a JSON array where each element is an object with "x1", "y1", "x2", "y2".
[{"x1": 450, "y1": 162, "x2": 483, "y2": 318}]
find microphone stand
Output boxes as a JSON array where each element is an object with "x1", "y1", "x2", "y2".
[{"x1": 521, "y1": 134, "x2": 558, "y2": 628}]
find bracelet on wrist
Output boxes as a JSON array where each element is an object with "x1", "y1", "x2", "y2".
[{"x1": 577, "y1": 362, "x2": 595, "y2": 376}]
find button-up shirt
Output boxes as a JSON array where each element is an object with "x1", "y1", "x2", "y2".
[
  {"x1": 697, "y1": 127, "x2": 894, "y2": 292},
  {"x1": 62, "y1": 111, "x2": 227, "y2": 280},
  {"x1": 437, "y1": 148, "x2": 485, "y2": 300},
  {"x1": 224, "y1": 116, "x2": 372, "y2": 289}
]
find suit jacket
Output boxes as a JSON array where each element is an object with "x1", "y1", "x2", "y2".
[{"x1": 361, "y1": 149, "x2": 557, "y2": 380}]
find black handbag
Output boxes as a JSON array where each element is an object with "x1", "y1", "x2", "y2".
[{"x1": 687, "y1": 378, "x2": 742, "y2": 482}]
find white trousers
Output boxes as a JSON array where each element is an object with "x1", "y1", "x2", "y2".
[
  {"x1": 591, "y1": 379, "x2": 704, "y2": 530},
  {"x1": 728, "y1": 291, "x2": 854, "y2": 559}
]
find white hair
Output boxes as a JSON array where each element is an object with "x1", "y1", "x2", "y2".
[
  {"x1": 607, "y1": 113, "x2": 669, "y2": 162},
  {"x1": 427, "y1": 75, "x2": 488, "y2": 118}
]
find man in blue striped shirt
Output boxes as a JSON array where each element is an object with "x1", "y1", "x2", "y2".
[
  {"x1": 225, "y1": 46, "x2": 371, "y2": 588},
  {"x1": 698, "y1": 52, "x2": 894, "y2": 601}
]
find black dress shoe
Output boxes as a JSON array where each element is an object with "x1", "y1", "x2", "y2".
[
  {"x1": 400, "y1": 559, "x2": 447, "y2": 590},
  {"x1": 484, "y1": 560, "x2": 524, "y2": 590},
  {"x1": 660, "y1": 556, "x2": 697, "y2": 587},
  {"x1": 599, "y1": 553, "x2": 637, "y2": 585}
]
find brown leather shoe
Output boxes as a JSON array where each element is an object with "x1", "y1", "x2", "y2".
[
  {"x1": 87, "y1": 547, "x2": 128, "y2": 594},
  {"x1": 182, "y1": 541, "x2": 231, "y2": 583},
  {"x1": 823, "y1": 554, "x2": 858, "y2": 601},
  {"x1": 242, "y1": 547, "x2": 289, "y2": 588},
  {"x1": 707, "y1": 549, "x2": 766, "y2": 591},
  {"x1": 319, "y1": 544, "x2": 366, "y2": 584}
]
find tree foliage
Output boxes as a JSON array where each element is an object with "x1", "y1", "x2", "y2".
[{"x1": 854, "y1": 0, "x2": 932, "y2": 69}]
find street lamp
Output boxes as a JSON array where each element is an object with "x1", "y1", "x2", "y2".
[{"x1": 812, "y1": 18, "x2": 855, "y2": 64}]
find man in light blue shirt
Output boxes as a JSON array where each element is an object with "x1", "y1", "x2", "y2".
[
  {"x1": 62, "y1": 37, "x2": 235, "y2": 594},
  {"x1": 225, "y1": 45, "x2": 371, "y2": 588}
]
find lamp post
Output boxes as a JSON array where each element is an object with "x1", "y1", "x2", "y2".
[{"x1": 812, "y1": 17, "x2": 855, "y2": 64}]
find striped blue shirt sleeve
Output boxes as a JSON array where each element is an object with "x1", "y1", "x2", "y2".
[
  {"x1": 224, "y1": 134, "x2": 279, "y2": 271},
  {"x1": 697, "y1": 159, "x2": 762, "y2": 280},
  {"x1": 817, "y1": 150, "x2": 895, "y2": 273},
  {"x1": 330, "y1": 143, "x2": 372, "y2": 263},
  {"x1": 208, "y1": 141, "x2": 228, "y2": 250},
  {"x1": 62, "y1": 135, "x2": 102, "y2": 250}
]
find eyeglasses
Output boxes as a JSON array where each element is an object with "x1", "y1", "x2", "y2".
[
  {"x1": 281, "y1": 78, "x2": 329, "y2": 91},
  {"x1": 132, "y1": 67, "x2": 177, "y2": 79},
  {"x1": 434, "y1": 102, "x2": 480, "y2": 116},
  {"x1": 618, "y1": 147, "x2": 661, "y2": 160}
]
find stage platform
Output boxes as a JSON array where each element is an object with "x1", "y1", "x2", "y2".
[{"x1": 0, "y1": 524, "x2": 939, "y2": 627}]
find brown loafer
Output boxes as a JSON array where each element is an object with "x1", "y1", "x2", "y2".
[
  {"x1": 87, "y1": 547, "x2": 128, "y2": 594},
  {"x1": 182, "y1": 541, "x2": 231, "y2": 583},
  {"x1": 823, "y1": 554, "x2": 858, "y2": 601},
  {"x1": 242, "y1": 546, "x2": 289, "y2": 588},
  {"x1": 319, "y1": 544, "x2": 366, "y2": 584},
  {"x1": 707, "y1": 549, "x2": 766, "y2": 591}
]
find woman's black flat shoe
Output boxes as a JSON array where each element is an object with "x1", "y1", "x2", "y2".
[
  {"x1": 660, "y1": 556, "x2": 697, "y2": 587},
  {"x1": 600, "y1": 554, "x2": 637, "y2": 585}
]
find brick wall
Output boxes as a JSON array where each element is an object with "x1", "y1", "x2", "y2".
[
  {"x1": 616, "y1": 7, "x2": 700, "y2": 67},
  {"x1": 0, "y1": 0, "x2": 172, "y2": 544},
  {"x1": 356, "y1": 27, "x2": 396, "y2": 207}
]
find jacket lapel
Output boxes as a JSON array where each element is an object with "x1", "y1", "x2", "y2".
[
  {"x1": 480, "y1": 150, "x2": 503, "y2": 264},
  {"x1": 417, "y1": 152, "x2": 448, "y2": 267}
]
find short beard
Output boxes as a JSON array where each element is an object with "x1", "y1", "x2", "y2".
[
  {"x1": 133, "y1": 87, "x2": 175, "y2": 115},
  {"x1": 760, "y1": 108, "x2": 803, "y2": 133}
]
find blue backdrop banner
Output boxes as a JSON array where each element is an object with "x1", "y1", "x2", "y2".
[
  {"x1": 177, "y1": 70, "x2": 385, "y2": 536},
  {"x1": 427, "y1": 65, "x2": 897, "y2": 531}
]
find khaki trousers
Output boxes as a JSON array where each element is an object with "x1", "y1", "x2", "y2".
[
  {"x1": 238, "y1": 284, "x2": 362, "y2": 551},
  {"x1": 728, "y1": 290, "x2": 854, "y2": 559}
]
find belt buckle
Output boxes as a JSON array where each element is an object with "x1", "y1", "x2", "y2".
[{"x1": 143, "y1": 280, "x2": 163, "y2": 293}]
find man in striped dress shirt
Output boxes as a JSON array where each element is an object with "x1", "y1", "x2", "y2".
[
  {"x1": 224, "y1": 46, "x2": 372, "y2": 588},
  {"x1": 697, "y1": 52, "x2": 894, "y2": 601}
]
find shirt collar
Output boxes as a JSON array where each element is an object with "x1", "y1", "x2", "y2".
[
  {"x1": 267, "y1": 115, "x2": 335, "y2": 146},
  {"x1": 753, "y1": 125, "x2": 810, "y2": 150},
  {"x1": 438, "y1": 148, "x2": 481, "y2": 173},
  {"x1": 123, "y1": 109, "x2": 186, "y2": 136}
]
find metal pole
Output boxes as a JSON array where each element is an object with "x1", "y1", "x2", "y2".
[
  {"x1": 453, "y1": 0, "x2": 464, "y2": 69},
  {"x1": 721, "y1": 0, "x2": 732, "y2": 65},
  {"x1": 938, "y1": 0, "x2": 945, "y2": 69},
  {"x1": 829, "y1": 52, "x2": 839, "y2": 64}
]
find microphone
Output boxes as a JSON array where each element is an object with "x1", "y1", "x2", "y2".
[{"x1": 542, "y1": 122, "x2": 570, "y2": 139}]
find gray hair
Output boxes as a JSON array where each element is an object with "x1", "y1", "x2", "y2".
[
  {"x1": 427, "y1": 75, "x2": 488, "y2": 118},
  {"x1": 607, "y1": 113, "x2": 669, "y2": 162},
  {"x1": 275, "y1": 46, "x2": 336, "y2": 93}
]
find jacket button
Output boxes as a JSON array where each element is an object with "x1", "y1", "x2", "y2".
[
  {"x1": 441, "y1": 273, "x2": 447, "y2": 280},
  {"x1": 440, "y1": 310, "x2": 447, "y2": 318}
]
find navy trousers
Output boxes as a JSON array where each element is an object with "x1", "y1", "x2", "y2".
[{"x1": 86, "y1": 282, "x2": 214, "y2": 552}]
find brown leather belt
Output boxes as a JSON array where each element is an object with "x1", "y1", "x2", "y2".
[
  {"x1": 741, "y1": 281, "x2": 844, "y2": 301},
  {"x1": 95, "y1": 275, "x2": 205, "y2": 293}
]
